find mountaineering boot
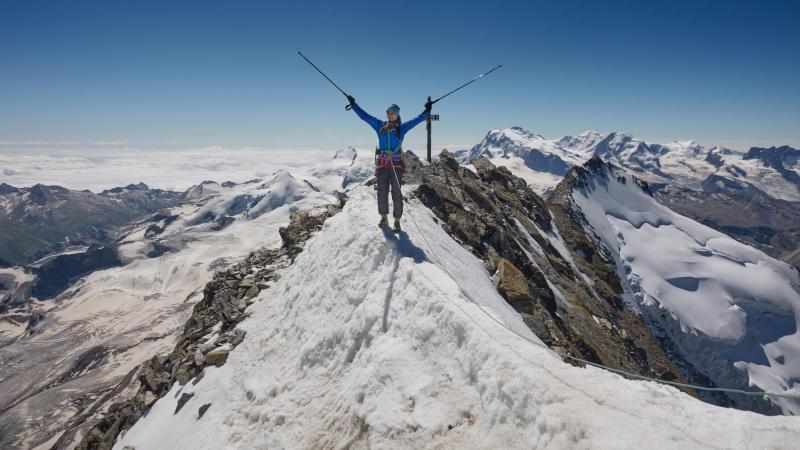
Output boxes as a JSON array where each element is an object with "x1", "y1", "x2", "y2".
[
  {"x1": 393, "y1": 218, "x2": 401, "y2": 233},
  {"x1": 378, "y1": 215, "x2": 389, "y2": 229}
]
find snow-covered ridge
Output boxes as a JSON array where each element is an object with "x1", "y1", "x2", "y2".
[
  {"x1": 117, "y1": 186, "x2": 799, "y2": 449},
  {"x1": 465, "y1": 127, "x2": 800, "y2": 201},
  {"x1": 566, "y1": 159, "x2": 800, "y2": 414},
  {"x1": 0, "y1": 149, "x2": 375, "y2": 450}
]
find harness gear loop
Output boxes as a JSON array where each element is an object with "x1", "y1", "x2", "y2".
[{"x1": 375, "y1": 146, "x2": 405, "y2": 171}]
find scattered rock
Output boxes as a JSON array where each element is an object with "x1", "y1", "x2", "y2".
[
  {"x1": 174, "y1": 392, "x2": 195, "y2": 414},
  {"x1": 205, "y1": 349, "x2": 229, "y2": 366},
  {"x1": 198, "y1": 403, "x2": 212, "y2": 419},
  {"x1": 193, "y1": 350, "x2": 205, "y2": 366},
  {"x1": 495, "y1": 258, "x2": 532, "y2": 306},
  {"x1": 243, "y1": 285, "x2": 259, "y2": 299},
  {"x1": 192, "y1": 370, "x2": 205, "y2": 385},
  {"x1": 143, "y1": 391, "x2": 157, "y2": 407}
]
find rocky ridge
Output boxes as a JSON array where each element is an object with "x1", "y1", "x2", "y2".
[
  {"x1": 404, "y1": 152, "x2": 697, "y2": 394},
  {"x1": 68, "y1": 202, "x2": 344, "y2": 450}
]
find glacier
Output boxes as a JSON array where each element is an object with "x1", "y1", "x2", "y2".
[{"x1": 568, "y1": 160, "x2": 800, "y2": 414}]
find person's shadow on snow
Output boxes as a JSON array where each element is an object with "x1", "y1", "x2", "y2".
[
  {"x1": 380, "y1": 228, "x2": 427, "y2": 333},
  {"x1": 381, "y1": 229, "x2": 427, "y2": 263}
]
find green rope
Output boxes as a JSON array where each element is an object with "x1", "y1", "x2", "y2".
[{"x1": 388, "y1": 177, "x2": 800, "y2": 402}]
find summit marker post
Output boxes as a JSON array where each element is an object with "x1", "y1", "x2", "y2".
[
  {"x1": 426, "y1": 96, "x2": 440, "y2": 162},
  {"x1": 425, "y1": 64, "x2": 501, "y2": 162}
]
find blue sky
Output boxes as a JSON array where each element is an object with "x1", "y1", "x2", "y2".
[{"x1": 1, "y1": 0, "x2": 798, "y2": 152}]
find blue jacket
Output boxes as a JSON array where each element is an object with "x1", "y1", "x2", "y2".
[{"x1": 351, "y1": 102, "x2": 429, "y2": 154}]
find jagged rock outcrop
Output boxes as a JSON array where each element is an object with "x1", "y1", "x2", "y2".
[
  {"x1": 69, "y1": 202, "x2": 344, "y2": 450},
  {"x1": 406, "y1": 151, "x2": 692, "y2": 389}
]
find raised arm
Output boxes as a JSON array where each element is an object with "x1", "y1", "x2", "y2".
[
  {"x1": 349, "y1": 100, "x2": 383, "y2": 132},
  {"x1": 400, "y1": 109, "x2": 430, "y2": 135}
]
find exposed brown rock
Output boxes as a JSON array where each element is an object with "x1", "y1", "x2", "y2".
[
  {"x1": 205, "y1": 349, "x2": 229, "y2": 366},
  {"x1": 495, "y1": 258, "x2": 532, "y2": 306}
]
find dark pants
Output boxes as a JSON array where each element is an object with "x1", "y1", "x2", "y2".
[{"x1": 376, "y1": 168, "x2": 403, "y2": 218}]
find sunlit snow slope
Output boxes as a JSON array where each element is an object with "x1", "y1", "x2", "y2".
[
  {"x1": 117, "y1": 187, "x2": 798, "y2": 450},
  {"x1": 568, "y1": 161, "x2": 800, "y2": 414}
]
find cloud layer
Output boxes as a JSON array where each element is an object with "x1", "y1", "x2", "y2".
[{"x1": 0, "y1": 146, "x2": 334, "y2": 192}]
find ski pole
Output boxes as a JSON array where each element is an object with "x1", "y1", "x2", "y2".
[
  {"x1": 431, "y1": 64, "x2": 503, "y2": 104},
  {"x1": 297, "y1": 50, "x2": 354, "y2": 110}
]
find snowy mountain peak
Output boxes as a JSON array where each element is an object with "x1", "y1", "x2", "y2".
[
  {"x1": 0, "y1": 183, "x2": 19, "y2": 195},
  {"x1": 467, "y1": 127, "x2": 800, "y2": 202},
  {"x1": 184, "y1": 180, "x2": 225, "y2": 201},
  {"x1": 467, "y1": 127, "x2": 586, "y2": 180},
  {"x1": 558, "y1": 156, "x2": 653, "y2": 199},
  {"x1": 578, "y1": 129, "x2": 602, "y2": 138},
  {"x1": 506, "y1": 125, "x2": 538, "y2": 136},
  {"x1": 591, "y1": 132, "x2": 655, "y2": 161},
  {"x1": 469, "y1": 127, "x2": 539, "y2": 160}
]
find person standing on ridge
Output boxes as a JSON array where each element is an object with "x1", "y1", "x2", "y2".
[{"x1": 347, "y1": 95, "x2": 432, "y2": 232}]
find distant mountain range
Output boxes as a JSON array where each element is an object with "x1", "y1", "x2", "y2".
[
  {"x1": 466, "y1": 127, "x2": 800, "y2": 201},
  {"x1": 1, "y1": 141, "x2": 799, "y2": 448},
  {"x1": 460, "y1": 128, "x2": 800, "y2": 269}
]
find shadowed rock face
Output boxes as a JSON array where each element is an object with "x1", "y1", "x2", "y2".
[
  {"x1": 406, "y1": 151, "x2": 691, "y2": 391},
  {"x1": 744, "y1": 145, "x2": 800, "y2": 186},
  {"x1": 29, "y1": 245, "x2": 122, "y2": 299},
  {"x1": 0, "y1": 183, "x2": 185, "y2": 266}
]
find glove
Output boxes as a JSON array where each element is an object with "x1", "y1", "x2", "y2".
[
  {"x1": 425, "y1": 100, "x2": 433, "y2": 112},
  {"x1": 347, "y1": 95, "x2": 356, "y2": 105}
]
